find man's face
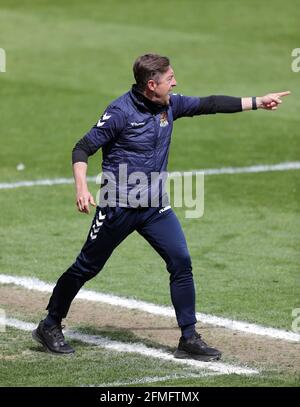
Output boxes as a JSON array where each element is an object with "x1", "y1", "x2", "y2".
[{"x1": 147, "y1": 66, "x2": 177, "y2": 105}]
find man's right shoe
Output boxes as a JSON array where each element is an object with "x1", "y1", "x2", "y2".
[
  {"x1": 174, "y1": 332, "x2": 221, "y2": 362},
  {"x1": 32, "y1": 320, "x2": 75, "y2": 355}
]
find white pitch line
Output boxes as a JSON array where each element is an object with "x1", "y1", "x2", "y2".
[
  {"x1": 0, "y1": 162, "x2": 299, "y2": 190},
  {"x1": 173, "y1": 161, "x2": 300, "y2": 176},
  {"x1": 6, "y1": 317, "x2": 258, "y2": 376},
  {"x1": 1, "y1": 274, "x2": 299, "y2": 343}
]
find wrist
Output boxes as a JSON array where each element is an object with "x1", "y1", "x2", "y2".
[
  {"x1": 255, "y1": 97, "x2": 262, "y2": 109},
  {"x1": 75, "y1": 183, "x2": 88, "y2": 194}
]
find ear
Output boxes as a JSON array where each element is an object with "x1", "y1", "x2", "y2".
[{"x1": 147, "y1": 79, "x2": 156, "y2": 92}]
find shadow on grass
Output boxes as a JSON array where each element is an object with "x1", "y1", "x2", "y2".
[{"x1": 73, "y1": 324, "x2": 176, "y2": 353}]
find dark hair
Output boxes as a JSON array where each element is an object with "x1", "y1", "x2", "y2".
[{"x1": 133, "y1": 54, "x2": 170, "y2": 90}]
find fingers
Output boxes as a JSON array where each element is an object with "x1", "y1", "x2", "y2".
[
  {"x1": 76, "y1": 197, "x2": 83, "y2": 212},
  {"x1": 76, "y1": 196, "x2": 89, "y2": 213},
  {"x1": 89, "y1": 195, "x2": 96, "y2": 207},
  {"x1": 277, "y1": 91, "x2": 291, "y2": 97},
  {"x1": 262, "y1": 99, "x2": 277, "y2": 109},
  {"x1": 269, "y1": 101, "x2": 277, "y2": 107},
  {"x1": 82, "y1": 196, "x2": 90, "y2": 214},
  {"x1": 269, "y1": 91, "x2": 291, "y2": 105},
  {"x1": 270, "y1": 96, "x2": 281, "y2": 105},
  {"x1": 76, "y1": 192, "x2": 96, "y2": 214},
  {"x1": 262, "y1": 91, "x2": 291, "y2": 110}
]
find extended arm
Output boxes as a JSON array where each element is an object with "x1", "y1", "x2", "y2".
[
  {"x1": 241, "y1": 91, "x2": 291, "y2": 111},
  {"x1": 199, "y1": 91, "x2": 291, "y2": 114},
  {"x1": 170, "y1": 91, "x2": 290, "y2": 119}
]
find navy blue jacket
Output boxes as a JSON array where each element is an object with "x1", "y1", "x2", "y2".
[{"x1": 73, "y1": 86, "x2": 242, "y2": 206}]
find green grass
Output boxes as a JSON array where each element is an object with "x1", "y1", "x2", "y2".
[
  {"x1": 0, "y1": 327, "x2": 193, "y2": 387},
  {"x1": 0, "y1": 171, "x2": 298, "y2": 330},
  {"x1": 0, "y1": 0, "x2": 299, "y2": 387},
  {"x1": 1, "y1": 327, "x2": 299, "y2": 387},
  {"x1": 1, "y1": 0, "x2": 299, "y2": 181}
]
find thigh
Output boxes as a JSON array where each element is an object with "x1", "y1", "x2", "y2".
[
  {"x1": 78, "y1": 206, "x2": 137, "y2": 270},
  {"x1": 137, "y1": 207, "x2": 190, "y2": 265}
]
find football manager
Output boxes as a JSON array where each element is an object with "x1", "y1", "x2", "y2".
[{"x1": 32, "y1": 53, "x2": 290, "y2": 360}]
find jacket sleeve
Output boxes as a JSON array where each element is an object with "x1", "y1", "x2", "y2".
[
  {"x1": 198, "y1": 95, "x2": 242, "y2": 114},
  {"x1": 170, "y1": 94, "x2": 242, "y2": 120},
  {"x1": 72, "y1": 106, "x2": 126, "y2": 164},
  {"x1": 170, "y1": 94, "x2": 201, "y2": 120}
]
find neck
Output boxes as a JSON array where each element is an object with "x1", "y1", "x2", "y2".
[
  {"x1": 133, "y1": 84, "x2": 164, "y2": 105},
  {"x1": 131, "y1": 85, "x2": 167, "y2": 114},
  {"x1": 143, "y1": 88, "x2": 157, "y2": 102},
  {"x1": 144, "y1": 88, "x2": 169, "y2": 106}
]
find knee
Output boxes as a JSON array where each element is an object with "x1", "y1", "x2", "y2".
[
  {"x1": 65, "y1": 256, "x2": 101, "y2": 283},
  {"x1": 167, "y1": 249, "x2": 192, "y2": 275}
]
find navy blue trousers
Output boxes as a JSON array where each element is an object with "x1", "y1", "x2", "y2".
[{"x1": 46, "y1": 206, "x2": 197, "y2": 329}]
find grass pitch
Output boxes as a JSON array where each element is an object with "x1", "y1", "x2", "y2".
[{"x1": 0, "y1": 0, "x2": 299, "y2": 387}]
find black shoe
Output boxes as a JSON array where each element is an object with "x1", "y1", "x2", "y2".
[
  {"x1": 32, "y1": 320, "x2": 75, "y2": 355},
  {"x1": 174, "y1": 332, "x2": 221, "y2": 362}
]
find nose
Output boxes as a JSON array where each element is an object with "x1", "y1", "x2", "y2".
[{"x1": 171, "y1": 77, "x2": 177, "y2": 87}]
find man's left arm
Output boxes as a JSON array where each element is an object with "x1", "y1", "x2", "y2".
[
  {"x1": 241, "y1": 91, "x2": 291, "y2": 111},
  {"x1": 170, "y1": 91, "x2": 291, "y2": 119},
  {"x1": 198, "y1": 91, "x2": 291, "y2": 114}
]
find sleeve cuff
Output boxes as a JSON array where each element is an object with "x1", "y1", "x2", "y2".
[{"x1": 72, "y1": 149, "x2": 89, "y2": 164}]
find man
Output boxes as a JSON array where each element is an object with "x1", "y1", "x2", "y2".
[{"x1": 32, "y1": 54, "x2": 290, "y2": 361}]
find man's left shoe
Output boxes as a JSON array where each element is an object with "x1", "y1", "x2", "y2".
[{"x1": 174, "y1": 332, "x2": 221, "y2": 362}]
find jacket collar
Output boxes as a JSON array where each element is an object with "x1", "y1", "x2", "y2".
[{"x1": 130, "y1": 85, "x2": 167, "y2": 114}]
